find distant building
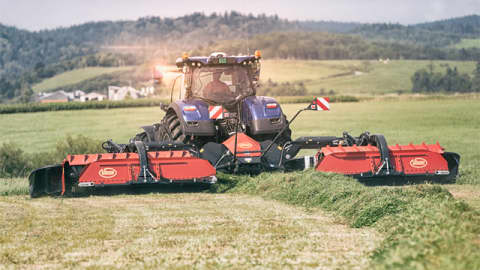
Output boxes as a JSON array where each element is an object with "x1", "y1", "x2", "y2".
[
  {"x1": 108, "y1": 86, "x2": 146, "y2": 101},
  {"x1": 36, "y1": 90, "x2": 106, "y2": 103},
  {"x1": 36, "y1": 91, "x2": 70, "y2": 103},
  {"x1": 79, "y1": 92, "x2": 106, "y2": 102},
  {"x1": 73, "y1": 90, "x2": 86, "y2": 100}
]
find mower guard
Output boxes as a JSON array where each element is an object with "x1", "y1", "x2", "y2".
[
  {"x1": 28, "y1": 142, "x2": 217, "y2": 198},
  {"x1": 314, "y1": 141, "x2": 460, "y2": 184}
]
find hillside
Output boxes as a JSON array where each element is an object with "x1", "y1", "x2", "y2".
[
  {"x1": 1, "y1": 12, "x2": 353, "y2": 80},
  {"x1": 32, "y1": 66, "x2": 133, "y2": 93},
  {"x1": 416, "y1": 15, "x2": 480, "y2": 35},
  {"x1": 2, "y1": 13, "x2": 480, "y2": 82},
  {"x1": 352, "y1": 15, "x2": 480, "y2": 47}
]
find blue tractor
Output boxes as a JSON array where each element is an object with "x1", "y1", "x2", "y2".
[{"x1": 134, "y1": 51, "x2": 291, "y2": 150}]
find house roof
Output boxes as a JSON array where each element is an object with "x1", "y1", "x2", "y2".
[{"x1": 37, "y1": 91, "x2": 69, "y2": 101}]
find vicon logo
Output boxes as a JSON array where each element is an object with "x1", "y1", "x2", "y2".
[
  {"x1": 238, "y1": 142, "x2": 253, "y2": 149},
  {"x1": 99, "y1": 168, "x2": 118, "y2": 178},
  {"x1": 409, "y1": 157, "x2": 428, "y2": 168}
]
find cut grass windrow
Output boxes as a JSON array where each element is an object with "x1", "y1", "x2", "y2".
[{"x1": 212, "y1": 171, "x2": 480, "y2": 270}]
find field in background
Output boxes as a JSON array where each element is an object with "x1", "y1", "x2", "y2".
[
  {"x1": 32, "y1": 66, "x2": 134, "y2": 93},
  {"x1": 31, "y1": 60, "x2": 478, "y2": 95},
  {"x1": 452, "y1": 38, "x2": 480, "y2": 49},
  {"x1": 1, "y1": 99, "x2": 478, "y2": 168}
]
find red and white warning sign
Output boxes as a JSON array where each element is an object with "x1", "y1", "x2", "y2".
[
  {"x1": 310, "y1": 97, "x2": 330, "y2": 111},
  {"x1": 208, "y1": 106, "x2": 224, "y2": 119}
]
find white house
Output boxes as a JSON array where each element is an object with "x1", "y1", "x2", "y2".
[
  {"x1": 79, "y1": 92, "x2": 106, "y2": 102},
  {"x1": 108, "y1": 86, "x2": 145, "y2": 101}
]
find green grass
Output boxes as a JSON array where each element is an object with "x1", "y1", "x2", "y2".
[
  {"x1": 260, "y1": 59, "x2": 348, "y2": 83},
  {"x1": 0, "y1": 178, "x2": 28, "y2": 196},
  {"x1": 0, "y1": 190, "x2": 379, "y2": 269},
  {"x1": 260, "y1": 60, "x2": 476, "y2": 95},
  {"x1": 452, "y1": 38, "x2": 480, "y2": 49},
  {"x1": 1, "y1": 98, "x2": 480, "y2": 268},
  {"x1": 301, "y1": 60, "x2": 477, "y2": 95},
  {"x1": 32, "y1": 66, "x2": 134, "y2": 92},
  {"x1": 213, "y1": 171, "x2": 480, "y2": 269}
]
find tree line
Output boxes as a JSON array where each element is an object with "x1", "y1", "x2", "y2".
[
  {"x1": 194, "y1": 31, "x2": 480, "y2": 61},
  {"x1": 353, "y1": 15, "x2": 480, "y2": 48},
  {"x1": 411, "y1": 62, "x2": 480, "y2": 93}
]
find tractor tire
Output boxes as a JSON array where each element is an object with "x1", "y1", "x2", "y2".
[
  {"x1": 132, "y1": 123, "x2": 170, "y2": 143},
  {"x1": 132, "y1": 131, "x2": 149, "y2": 142},
  {"x1": 163, "y1": 111, "x2": 205, "y2": 148}
]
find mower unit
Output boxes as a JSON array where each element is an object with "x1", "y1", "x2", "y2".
[{"x1": 29, "y1": 141, "x2": 216, "y2": 197}]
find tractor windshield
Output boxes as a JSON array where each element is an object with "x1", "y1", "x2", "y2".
[{"x1": 191, "y1": 66, "x2": 254, "y2": 104}]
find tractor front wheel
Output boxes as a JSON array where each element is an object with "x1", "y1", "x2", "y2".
[{"x1": 163, "y1": 111, "x2": 206, "y2": 148}]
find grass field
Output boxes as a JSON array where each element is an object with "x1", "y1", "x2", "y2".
[
  {"x1": 32, "y1": 66, "x2": 134, "y2": 93},
  {"x1": 1, "y1": 98, "x2": 480, "y2": 269},
  {"x1": 452, "y1": 38, "x2": 480, "y2": 49},
  {"x1": 32, "y1": 60, "x2": 478, "y2": 95},
  {"x1": 0, "y1": 187, "x2": 379, "y2": 269}
]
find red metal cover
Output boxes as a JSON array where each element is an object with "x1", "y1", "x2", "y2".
[
  {"x1": 315, "y1": 142, "x2": 449, "y2": 176},
  {"x1": 222, "y1": 133, "x2": 262, "y2": 157},
  {"x1": 64, "y1": 150, "x2": 216, "y2": 185}
]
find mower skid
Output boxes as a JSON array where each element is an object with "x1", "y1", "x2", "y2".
[{"x1": 29, "y1": 164, "x2": 64, "y2": 198}]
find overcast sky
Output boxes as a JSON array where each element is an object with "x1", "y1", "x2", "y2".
[{"x1": 1, "y1": 0, "x2": 479, "y2": 31}]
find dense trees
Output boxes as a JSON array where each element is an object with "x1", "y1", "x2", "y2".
[
  {"x1": 411, "y1": 62, "x2": 480, "y2": 93},
  {"x1": 194, "y1": 31, "x2": 480, "y2": 61},
  {"x1": 354, "y1": 15, "x2": 480, "y2": 48}
]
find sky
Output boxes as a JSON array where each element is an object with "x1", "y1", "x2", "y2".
[{"x1": 0, "y1": 0, "x2": 479, "y2": 31}]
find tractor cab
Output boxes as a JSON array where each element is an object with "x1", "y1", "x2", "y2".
[
  {"x1": 190, "y1": 65, "x2": 253, "y2": 105},
  {"x1": 175, "y1": 52, "x2": 261, "y2": 107}
]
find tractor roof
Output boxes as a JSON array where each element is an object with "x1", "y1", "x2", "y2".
[{"x1": 176, "y1": 51, "x2": 261, "y2": 68}]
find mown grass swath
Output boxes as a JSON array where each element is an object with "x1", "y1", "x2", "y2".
[
  {"x1": 2, "y1": 170, "x2": 478, "y2": 269},
  {"x1": 212, "y1": 171, "x2": 480, "y2": 269}
]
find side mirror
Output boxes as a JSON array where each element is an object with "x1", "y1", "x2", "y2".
[{"x1": 307, "y1": 97, "x2": 330, "y2": 111}]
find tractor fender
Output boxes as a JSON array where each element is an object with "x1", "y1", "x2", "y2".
[{"x1": 168, "y1": 102, "x2": 216, "y2": 136}]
